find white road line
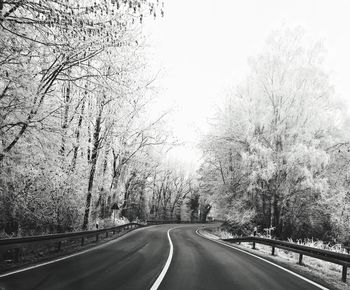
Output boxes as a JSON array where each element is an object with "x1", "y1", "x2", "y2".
[
  {"x1": 0, "y1": 226, "x2": 146, "y2": 278},
  {"x1": 150, "y1": 227, "x2": 175, "y2": 290},
  {"x1": 195, "y1": 229, "x2": 330, "y2": 290}
]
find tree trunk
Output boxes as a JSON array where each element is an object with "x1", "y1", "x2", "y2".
[
  {"x1": 71, "y1": 98, "x2": 85, "y2": 170},
  {"x1": 109, "y1": 151, "x2": 125, "y2": 201},
  {"x1": 0, "y1": 61, "x2": 64, "y2": 162},
  {"x1": 200, "y1": 204, "x2": 212, "y2": 222},
  {"x1": 60, "y1": 83, "x2": 70, "y2": 156},
  {"x1": 82, "y1": 101, "x2": 103, "y2": 230},
  {"x1": 270, "y1": 185, "x2": 278, "y2": 229},
  {"x1": 0, "y1": 123, "x2": 28, "y2": 162}
]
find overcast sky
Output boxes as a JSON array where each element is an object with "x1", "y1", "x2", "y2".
[{"x1": 146, "y1": 0, "x2": 350, "y2": 169}]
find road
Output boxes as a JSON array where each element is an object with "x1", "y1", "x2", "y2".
[{"x1": 0, "y1": 224, "x2": 326, "y2": 290}]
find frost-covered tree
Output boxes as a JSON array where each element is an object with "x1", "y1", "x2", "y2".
[
  {"x1": 200, "y1": 28, "x2": 349, "y2": 239},
  {"x1": 0, "y1": 0, "x2": 167, "y2": 235}
]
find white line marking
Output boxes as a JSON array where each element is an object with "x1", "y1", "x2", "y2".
[
  {"x1": 150, "y1": 227, "x2": 175, "y2": 290},
  {"x1": 0, "y1": 226, "x2": 146, "y2": 278},
  {"x1": 195, "y1": 228, "x2": 330, "y2": 290}
]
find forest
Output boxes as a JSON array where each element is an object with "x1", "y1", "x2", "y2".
[
  {"x1": 0, "y1": 0, "x2": 204, "y2": 237},
  {"x1": 1, "y1": 0, "x2": 350, "y2": 247},
  {"x1": 198, "y1": 29, "x2": 350, "y2": 244}
]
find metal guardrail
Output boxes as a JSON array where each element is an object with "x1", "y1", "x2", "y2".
[
  {"x1": 0, "y1": 222, "x2": 144, "y2": 264},
  {"x1": 223, "y1": 236, "x2": 350, "y2": 282},
  {"x1": 0, "y1": 220, "x2": 202, "y2": 266},
  {"x1": 146, "y1": 220, "x2": 194, "y2": 225}
]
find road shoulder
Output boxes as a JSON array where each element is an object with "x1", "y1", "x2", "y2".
[{"x1": 197, "y1": 227, "x2": 347, "y2": 290}]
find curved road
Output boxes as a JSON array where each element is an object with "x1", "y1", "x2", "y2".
[{"x1": 0, "y1": 224, "x2": 326, "y2": 290}]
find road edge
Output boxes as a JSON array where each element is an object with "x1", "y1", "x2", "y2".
[
  {"x1": 195, "y1": 228, "x2": 330, "y2": 290},
  {"x1": 0, "y1": 225, "x2": 148, "y2": 278}
]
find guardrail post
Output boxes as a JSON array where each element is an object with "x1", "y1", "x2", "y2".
[
  {"x1": 252, "y1": 241, "x2": 256, "y2": 249},
  {"x1": 342, "y1": 265, "x2": 347, "y2": 282},
  {"x1": 81, "y1": 237, "x2": 84, "y2": 246},
  {"x1": 106, "y1": 231, "x2": 108, "y2": 238},
  {"x1": 57, "y1": 241, "x2": 62, "y2": 252},
  {"x1": 14, "y1": 248, "x2": 20, "y2": 262},
  {"x1": 298, "y1": 253, "x2": 303, "y2": 265},
  {"x1": 271, "y1": 246, "x2": 275, "y2": 256},
  {"x1": 96, "y1": 234, "x2": 99, "y2": 242}
]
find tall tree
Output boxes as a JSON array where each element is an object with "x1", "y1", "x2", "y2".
[{"x1": 199, "y1": 28, "x2": 348, "y2": 239}]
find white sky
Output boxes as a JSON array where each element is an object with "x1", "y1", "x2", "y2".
[{"x1": 146, "y1": 0, "x2": 350, "y2": 169}]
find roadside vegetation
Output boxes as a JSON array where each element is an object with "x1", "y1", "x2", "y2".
[
  {"x1": 202, "y1": 227, "x2": 349, "y2": 290},
  {"x1": 198, "y1": 28, "x2": 350, "y2": 251},
  {"x1": 0, "y1": 0, "x2": 204, "y2": 237}
]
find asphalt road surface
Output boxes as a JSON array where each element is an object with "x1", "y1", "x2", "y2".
[{"x1": 0, "y1": 224, "x2": 326, "y2": 290}]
